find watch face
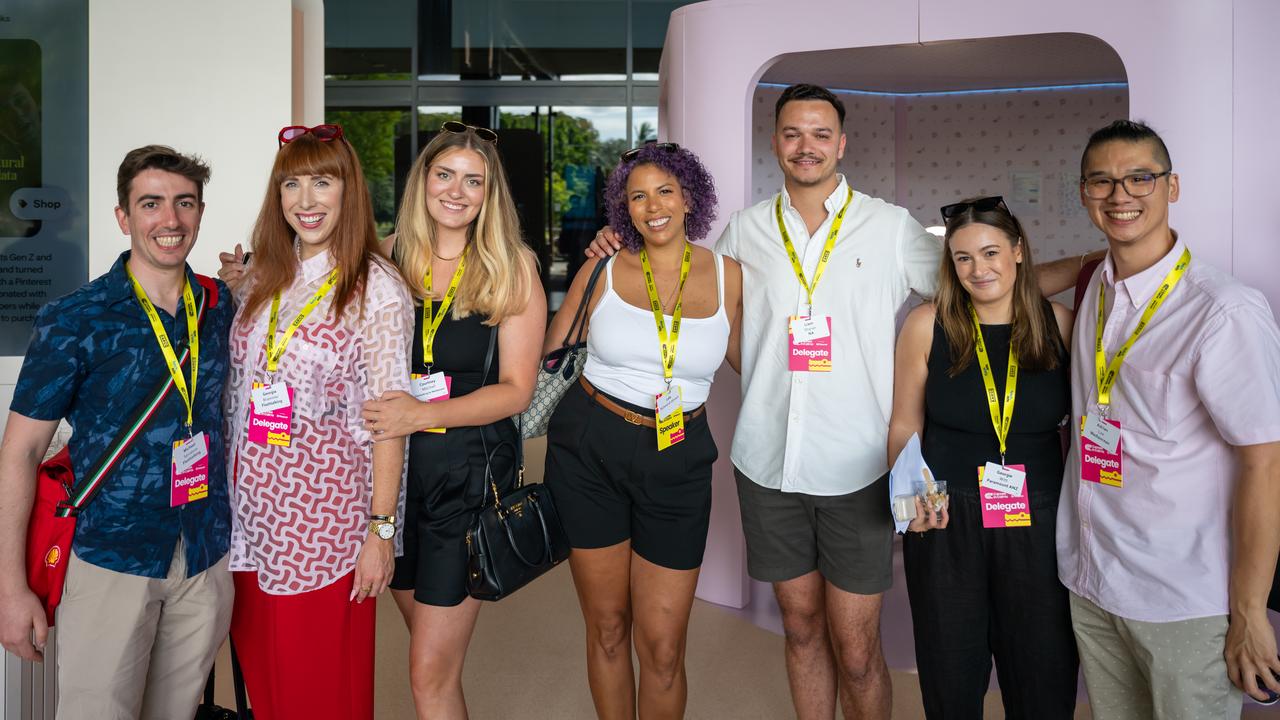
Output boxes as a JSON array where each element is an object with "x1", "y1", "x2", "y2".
[{"x1": 376, "y1": 523, "x2": 395, "y2": 540}]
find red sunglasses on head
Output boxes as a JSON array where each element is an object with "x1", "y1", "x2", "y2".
[{"x1": 278, "y1": 124, "x2": 344, "y2": 148}]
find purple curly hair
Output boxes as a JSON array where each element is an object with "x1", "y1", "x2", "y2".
[{"x1": 605, "y1": 143, "x2": 718, "y2": 251}]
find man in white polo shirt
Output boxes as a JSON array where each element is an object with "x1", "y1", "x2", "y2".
[
  {"x1": 1060, "y1": 119, "x2": 1280, "y2": 718},
  {"x1": 714, "y1": 83, "x2": 935, "y2": 719}
]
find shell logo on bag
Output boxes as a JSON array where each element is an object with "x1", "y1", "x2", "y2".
[{"x1": 44, "y1": 545, "x2": 62, "y2": 568}]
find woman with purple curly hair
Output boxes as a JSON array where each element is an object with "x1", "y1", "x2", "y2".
[{"x1": 542, "y1": 142, "x2": 744, "y2": 718}]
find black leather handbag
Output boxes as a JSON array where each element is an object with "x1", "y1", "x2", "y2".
[{"x1": 465, "y1": 327, "x2": 571, "y2": 601}]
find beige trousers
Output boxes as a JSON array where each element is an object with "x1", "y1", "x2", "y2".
[
  {"x1": 54, "y1": 540, "x2": 233, "y2": 720},
  {"x1": 1070, "y1": 592, "x2": 1243, "y2": 720}
]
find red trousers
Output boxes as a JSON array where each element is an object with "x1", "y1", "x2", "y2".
[{"x1": 230, "y1": 570, "x2": 376, "y2": 720}]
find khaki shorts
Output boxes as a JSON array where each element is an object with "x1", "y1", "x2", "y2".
[
  {"x1": 734, "y1": 468, "x2": 893, "y2": 595},
  {"x1": 1069, "y1": 592, "x2": 1243, "y2": 720}
]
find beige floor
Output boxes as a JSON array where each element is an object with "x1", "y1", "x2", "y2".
[{"x1": 210, "y1": 436, "x2": 1277, "y2": 718}]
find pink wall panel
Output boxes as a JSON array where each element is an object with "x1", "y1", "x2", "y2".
[
  {"x1": 665, "y1": 0, "x2": 1278, "y2": 612},
  {"x1": 1232, "y1": 0, "x2": 1280, "y2": 313},
  {"x1": 666, "y1": 0, "x2": 921, "y2": 609},
  {"x1": 918, "y1": 1, "x2": 1236, "y2": 272}
]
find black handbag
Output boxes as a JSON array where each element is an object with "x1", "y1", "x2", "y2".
[{"x1": 465, "y1": 326, "x2": 571, "y2": 601}]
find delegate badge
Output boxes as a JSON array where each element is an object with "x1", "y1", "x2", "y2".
[
  {"x1": 410, "y1": 372, "x2": 451, "y2": 434},
  {"x1": 171, "y1": 432, "x2": 210, "y2": 507},
  {"x1": 655, "y1": 386, "x2": 685, "y2": 451},
  {"x1": 1080, "y1": 414, "x2": 1123, "y2": 487},
  {"x1": 249, "y1": 381, "x2": 294, "y2": 447},
  {"x1": 978, "y1": 463, "x2": 1030, "y2": 528},
  {"x1": 788, "y1": 315, "x2": 833, "y2": 372}
]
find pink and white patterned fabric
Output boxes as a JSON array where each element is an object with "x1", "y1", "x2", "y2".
[{"x1": 225, "y1": 249, "x2": 413, "y2": 595}]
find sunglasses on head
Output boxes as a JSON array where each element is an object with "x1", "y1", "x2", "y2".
[
  {"x1": 441, "y1": 120, "x2": 498, "y2": 145},
  {"x1": 940, "y1": 195, "x2": 1009, "y2": 221},
  {"x1": 278, "y1": 124, "x2": 344, "y2": 148},
  {"x1": 620, "y1": 142, "x2": 680, "y2": 164}
]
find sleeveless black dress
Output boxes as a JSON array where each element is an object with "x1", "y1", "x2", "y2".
[
  {"x1": 903, "y1": 301, "x2": 1078, "y2": 719},
  {"x1": 388, "y1": 299, "x2": 518, "y2": 607}
]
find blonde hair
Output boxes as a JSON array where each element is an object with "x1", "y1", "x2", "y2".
[{"x1": 393, "y1": 129, "x2": 536, "y2": 324}]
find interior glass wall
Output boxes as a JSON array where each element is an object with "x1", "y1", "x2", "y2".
[{"x1": 325, "y1": 0, "x2": 696, "y2": 298}]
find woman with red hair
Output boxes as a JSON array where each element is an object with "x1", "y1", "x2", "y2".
[{"x1": 222, "y1": 125, "x2": 413, "y2": 719}]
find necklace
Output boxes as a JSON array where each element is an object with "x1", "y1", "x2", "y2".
[{"x1": 433, "y1": 244, "x2": 468, "y2": 262}]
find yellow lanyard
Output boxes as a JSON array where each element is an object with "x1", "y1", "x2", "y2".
[
  {"x1": 775, "y1": 186, "x2": 854, "y2": 313},
  {"x1": 266, "y1": 268, "x2": 340, "y2": 373},
  {"x1": 969, "y1": 304, "x2": 1018, "y2": 463},
  {"x1": 421, "y1": 254, "x2": 467, "y2": 369},
  {"x1": 126, "y1": 268, "x2": 199, "y2": 430},
  {"x1": 639, "y1": 243, "x2": 692, "y2": 387},
  {"x1": 1094, "y1": 247, "x2": 1190, "y2": 406}
]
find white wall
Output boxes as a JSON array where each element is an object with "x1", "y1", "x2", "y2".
[
  {"x1": 2, "y1": 2, "x2": 312, "y2": 716},
  {"x1": 88, "y1": 1, "x2": 295, "y2": 279}
]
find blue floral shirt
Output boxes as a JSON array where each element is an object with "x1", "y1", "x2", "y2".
[{"x1": 10, "y1": 252, "x2": 233, "y2": 578}]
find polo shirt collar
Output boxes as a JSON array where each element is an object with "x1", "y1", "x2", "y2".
[
  {"x1": 1101, "y1": 231, "x2": 1185, "y2": 309},
  {"x1": 779, "y1": 175, "x2": 851, "y2": 217}
]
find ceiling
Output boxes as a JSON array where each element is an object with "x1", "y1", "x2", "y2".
[{"x1": 758, "y1": 33, "x2": 1127, "y2": 94}]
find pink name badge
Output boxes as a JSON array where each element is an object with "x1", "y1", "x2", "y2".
[
  {"x1": 1080, "y1": 415, "x2": 1123, "y2": 487},
  {"x1": 788, "y1": 315, "x2": 833, "y2": 372},
  {"x1": 410, "y1": 373, "x2": 451, "y2": 434},
  {"x1": 978, "y1": 463, "x2": 1030, "y2": 528},
  {"x1": 248, "y1": 382, "x2": 294, "y2": 447},
  {"x1": 171, "y1": 432, "x2": 210, "y2": 507}
]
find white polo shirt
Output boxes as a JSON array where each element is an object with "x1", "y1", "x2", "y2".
[{"x1": 716, "y1": 176, "x2": 941, "y2": 495}]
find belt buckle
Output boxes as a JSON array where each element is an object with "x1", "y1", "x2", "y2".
[{"x1": 623, "y1": 410, "x2": 644, "y2": 425}]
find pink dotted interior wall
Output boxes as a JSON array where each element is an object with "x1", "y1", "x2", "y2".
[{"x1": 751, "y1": 84, "x2": 1131, "y2": 267}]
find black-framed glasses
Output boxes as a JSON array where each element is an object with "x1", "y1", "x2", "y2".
[
  {"x1": 940, "y1": 195, "x2": 1008, "y2": 220},
  {"x1": 278, "y1": 124, "x2": 344, "y2": 148},
  {"x1": 620, "y1": 142, "x2": 680, "y2": 163},
  {"x1": 441, "y1": 120, "x2": 498, "y2": 145},
  {"x1": 1080, "y1": 171, "x2": 1171, "y2": 199}
]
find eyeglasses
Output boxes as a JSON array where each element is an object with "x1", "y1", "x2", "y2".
[
  {"x1": 278, "y1": 124, "x2": 344, "y2": 148},
  {"x1": 1080, "y1": 171, "x2": 1171, "y2": 199},
  {"x1": 441, "y1": 121, "x2": 498, "y2": 145},
  {"x1": 940, "y1": 196, "x2": 1008, "y2": 220},
  {"x1": 620, "y1": 142, "x2": 680, "y2": 163}
]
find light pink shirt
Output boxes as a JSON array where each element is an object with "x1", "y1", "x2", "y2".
[
  {"x1": 1057, "y1": 237, "x2": 1280, "y2": 622},
  {"x1": 225, "y1": 250, "x2": 413, "y2": 595}
]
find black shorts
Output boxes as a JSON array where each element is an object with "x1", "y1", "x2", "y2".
[
  {"x1": 543, "y1": 380, "x2": 717, "y2": 570},
  {"x1": 390, "y1": 419, "x2": 518, "y2": 606}
]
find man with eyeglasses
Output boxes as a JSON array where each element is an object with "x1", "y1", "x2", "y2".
[
  {"x1": 0, "y1": 146, "x2": 235, "y2": 719},
  {"x1": 1058, "y1": 119, "x2": 1280, "y2": 718}
]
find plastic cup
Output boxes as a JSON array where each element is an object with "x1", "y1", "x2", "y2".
[{"x1": 913, "y1": 478, "x2": 948, "y2": 514}]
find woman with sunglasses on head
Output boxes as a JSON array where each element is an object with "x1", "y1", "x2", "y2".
[
  {"x1": 358, "y1": 121, "x2": 546, "y2": 719},
  {"x1": 221, "y1": 124, "x2": 413, "y2": 720},
  {"x1": 886, "y1": 196, "x2": 1078, "y2": 718},
  {"x1": 543, "y1": 142, "x2": 743, "y2": 719}
]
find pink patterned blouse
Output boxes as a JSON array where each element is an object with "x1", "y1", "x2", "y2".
[{"x1": 225, "y1": 249, "x2": 413, "y2": 595}]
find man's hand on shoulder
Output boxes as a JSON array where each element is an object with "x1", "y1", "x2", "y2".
[
  {"x1": 584, "y1": 226, "x2": 623, "y2": 259},
  {"x1": 0, "y1": 586, "x2": 48, "y2": 662}
]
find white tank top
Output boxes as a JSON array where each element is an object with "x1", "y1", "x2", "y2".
[{"x1": 583, "y1": 252, "x2": 730, "y2": 408}]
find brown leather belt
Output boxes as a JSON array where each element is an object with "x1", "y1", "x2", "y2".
[{"x1": 579, "y1": 376, "x2": 705, "y2": 429}]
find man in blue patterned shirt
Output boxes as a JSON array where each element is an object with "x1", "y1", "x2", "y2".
[{"x1": 0, "y1": 146, "x2": 234, "y2": 720}]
